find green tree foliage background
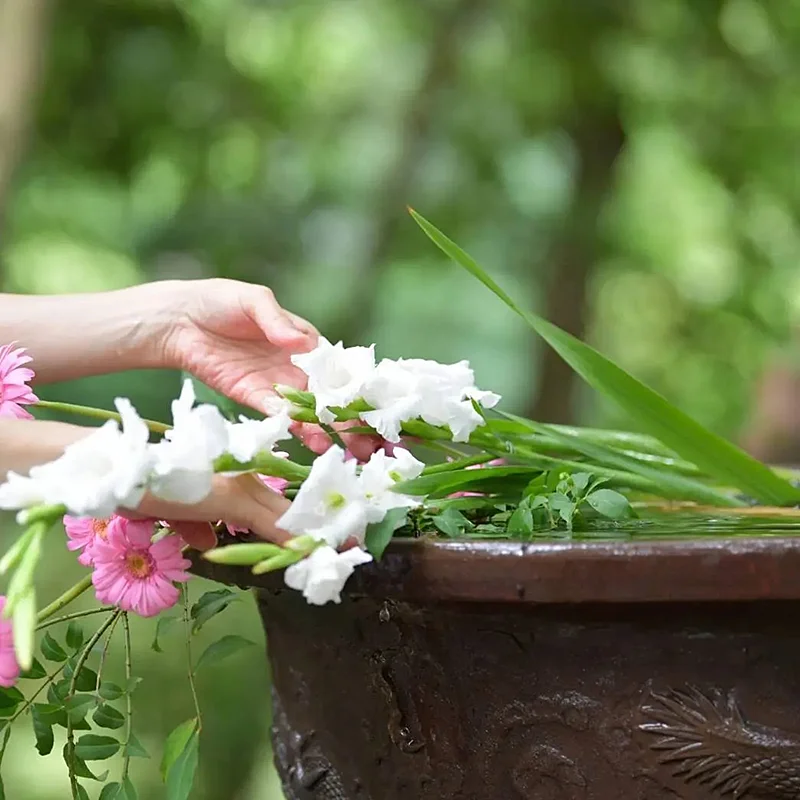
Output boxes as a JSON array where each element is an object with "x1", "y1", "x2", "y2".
[{"x1": 1, "y1": 0, "x2": 799, "y2": 797}]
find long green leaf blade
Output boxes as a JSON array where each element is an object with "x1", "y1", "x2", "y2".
[{"x1": 409, "y1": 209, "x2": 800, "y2": 507}]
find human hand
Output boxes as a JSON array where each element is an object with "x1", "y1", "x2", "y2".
[
  {"x1": 126, "y1": 472, "x2": 292, "y2": 551},
  {"x1": 157, "y1": 278, "x2": 382, "y2": 461}
]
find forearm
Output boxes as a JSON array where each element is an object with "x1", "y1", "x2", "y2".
[
  {"x1": 0, "y1": 418, "x2": 90, "y2": 478},
  {"x1": 0, "y1": 282, "x2": 181, "y2": 384}
]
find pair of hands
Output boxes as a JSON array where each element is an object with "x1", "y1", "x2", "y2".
[{"x1": 123, "y1": 279, "x2": 379, "y2": 549}]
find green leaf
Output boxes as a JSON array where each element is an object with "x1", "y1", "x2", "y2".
[
  {"x1": 507, "y1": 504, "x2": 533, "y2": 536},
  {"x1": 63, "y1": 742, "x2": 108, "y2": 780},
  {"x1": 41, "y1": 632, "x2": 68, "y2": 662},
  {"x1": 410, "y1": 209, "x2": 800, "y2": 508},
  {"x1": 20, "y1": 657, "x2": 46, "y2": 680},
  {"x1": 100, "y1": 779, "x2": 138, "y2": 800},
  {"x1": 93, "y1": 704, "x2": 125, "y2": 730},
  {"x1": 33, "y1": 702, "x2": 67, "y2": 728},
  {"x1": 74, "y1": 734, "x2": 120, "y2": 761},
  {"x1": 160, "y1": 718, "x2": 197, "y2": 783},
  {"x1": 394, "y1": 466, "x2": 540, "y2": 498},
  {"x1": 66, "y1": 694, "x2": 96, "y2": 725},
  {"x1": 98, "y1": 683, "x2": 123, "y2": 701},
  {"x1": 151, "y1": 615, "x2": 179, "y2": 653},
  {"x1": 365, "y1": 507, "x2": 409, "y2": 559},
  {"x1": 195, "y1": 635, "x2": 255, "y2": 672},
  {"x1": 513, "y1": 415, "x2": 743, "y2": 508},
  {"x1": 585, "y1": 489, "x2": 633, "y2": 520},
  {"x1": 0, "y1": 726, "x2": 10, "y2": 800},
  {"x1": 125, "y1": 676, "x2": 143, "y2": 695},
  {"x1": 125, "y1": 731, "x2": 150, "y2": 759},
  {"x1": 0, "y1": 687, "x2": 23, "y2": 710},
  {"x1": 164, "y1": 725, "x2": 199, "y2": 800},
  {"x1": 65, "y1": 664, "x2": 99, "y2": 693},
  {"x1": 549, "y1": 494, "x2": 576, "y2": 528},
  {"x1": 190, "y1": 588, "x2": 240, "y2": 634},
  {"x1": 31, "y1": 704, "x2": 54, "y2": 756},
  {"x1": 65, "y1": 622, "x2": 84, "y2": 651},
  {"x1": 75, "y1": 783, "x2": 90, "y2": 800},
  {"x1": 431, "y1": 507, "x2": 473, "y2": 538}
]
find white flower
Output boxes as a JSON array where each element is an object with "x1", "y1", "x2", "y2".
[
  {"x1": 276, "y1": 446, "x2": 368, "y2": 547},
  {"x1": 224, "y1": 413, "x2": 292, "y2": 464},
  {"x1": 149, "y1": 379, "x2": 229, "y2": 504},
  {"x1": 358, "y1": 448, "x2": 424, "y2": 521},
  {"x1": 0, "y1": 398, "x2": 153, "y2": 517},
  {"x1": 291, "y1": 337, "x2": 375, "y2": 424},
  {"x1": 284, "y1": 545, "x2": 372, "y2": 605},
  {"x1": 361, "y1": 357, "x2": 501, "y2": 443},
  {"x1": 262, "y1": 395, "x2": 294, "y2": 417}
]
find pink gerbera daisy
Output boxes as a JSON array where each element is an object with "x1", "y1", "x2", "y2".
[
  {"x1": 91, "y1": 517, "x2": 191, "y2": 617},
  {"x1": 0, "y1": 597, "x2": 20, "y2": 688},
  {"x1": 64, "y1": 515, "x2": 117, "y2": 566},
  {"x1": 0, "y1": 343, "x2": 38, "y2": 419}
]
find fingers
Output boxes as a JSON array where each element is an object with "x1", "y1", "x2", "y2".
[
  {"x1": 244, "y1": 288, "x2": 317, "y2": 350},
  {"x1": 166, "y1": 521, "x2": 217, "y2": 551},
  {"x1": 232, "y1": 473, "x2": 292, "y2": 544}
]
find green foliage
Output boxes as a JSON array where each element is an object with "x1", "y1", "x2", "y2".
[
  {"x1": 365, "y1": 508, "x2": 410, "y2": 558},
  {"x1": 190, "y1": 589, "x2": 240, "y2": 634},
  {"x1": 195, "y1": 636, "x2": 255, "y2": 672},
  {"x1": 161, "y1": 719, "x2": 199, "y2": 800}
]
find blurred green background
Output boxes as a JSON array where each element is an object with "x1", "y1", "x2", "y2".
[{"x1": 2, "y1": 0, "x2": 800, "y2": 797}]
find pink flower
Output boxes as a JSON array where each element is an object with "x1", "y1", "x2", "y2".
[
  {"x1": 224, "y1": 473, "x2": 290, "y2": 535},
  {"x1": 0, "y1": 343, "x2": 38, "y2": 419},
  {"x1": 91, "y1": 517, "x2": 191, "y2": 617},
  {"x1": 64, "y1": 515, "x2": 118, "y2": 566},
  {"x1": 0, "y1": 597, "x2": 20, "y2": 688}
]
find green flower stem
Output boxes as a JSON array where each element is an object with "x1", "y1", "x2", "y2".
[
  {"x1": 8, "y1": 659, "x2": 70, "y2": 724},
  {"x1": 37, "y1": 607, "x2": 114, "y2": 632},
  {"x1": 35, "y1": 400, "x2": 170, "y2": 434},
  {"x1": 120, "y1": 612, "x2": 133, "y2": 785},
  {"x1": 37, "y1": 575, "x2": 94, "y2": 624},
  {"x1": 182, "y1": 588, "x2": 202, "y2": 732},
  {"x1": 94, "y1": 612, "x2": 121, "y2": 696},
  {"x1": 66, "y1": 609, "x2": 122, "y2": 799},
  {"x1": 213, "y1": 451, "x2": 310, "y2": 480}
]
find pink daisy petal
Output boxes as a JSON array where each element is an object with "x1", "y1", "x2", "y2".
[
  {"x1": 91, "y1": 520, "x2": 189, "y2": 618},
  {"x1": 0, "y1": 597, "x2": 20, "y2": 688}
]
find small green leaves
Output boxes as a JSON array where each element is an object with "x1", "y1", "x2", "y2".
[
  {"x1": 431, "y1": 507, "x2": 473, "y2": 538},
  {"x1": 66, "y1": 622, "x2": 84, "y2": 651},
  {"x1": 365, "y1": 507, "x2": 409, "y2": 559},
  {"x1": 190, "y1": 588, "x2": 239, "y2": 634},
  {"x1": 66, "y1": 694, "x2": 96, "y2": 725},
  {"x1": 585, "y1": 488, "x2": 632, "y2": 520},
  {"x1": 124, "y1": 732, "x2": 150, "y2": 759},
  {"x1": 74, "y1": 734, "x2": 120, "y2": 761},
  {"x1": 41, "y1": 632, "x2": 68, "y2": 662},
  {"x1": 0, "y1": 687, "x2": 23, "y2": 711},
  {"x1": 98, "y1": 683, "x2": 123, "y2": 702},
  {"x1": 100, "y1": 778, "x2": 137, "y2": 800},
  {"x1": 93, "y1": 704, "x2": 125, "y2": 730},
  {"x1": 151, "y1": 615, "x2": 179, "y2": 653},
  {"x1": 162, "y1": 718, "x2": 200, "y2": 800},
  {"x1": 195, "y1": 635, "x2": 255, "y2": 672},
  {"x1": 31, "y1": 704, "x2": 55, "y2": 755}
]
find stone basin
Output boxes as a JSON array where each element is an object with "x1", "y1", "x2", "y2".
[{"x1": 195, "y1": 529, "x2": 800, "y2": 799}]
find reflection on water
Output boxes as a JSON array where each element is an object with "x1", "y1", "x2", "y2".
[{"x1": 524, "y1": 511, "x2": 800, "y2": 542}]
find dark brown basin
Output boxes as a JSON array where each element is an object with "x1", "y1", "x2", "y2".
[{"x1": 196, "y1": 535, "x2": 800, "y2": 799}]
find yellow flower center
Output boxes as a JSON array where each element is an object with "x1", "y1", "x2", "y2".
[
  {"x1": 125, "y1": 552, "x2": 153, "y2": 579},
  {"x1": 326, "y1": 492, "x2": 346, "y2": 510},
  {"x1": 92, "y1": 518, "x2": 110, "y2": 540}
]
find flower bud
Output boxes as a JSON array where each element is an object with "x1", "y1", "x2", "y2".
[
  {"x1": 273, "y1": 385, "x2": 315, "y2": 408},
  {"x1": 251, "y1": 549, "x2": 303, "y2": 575},
  {"x1": 203, "y1": 542, "x2": 284, "y2": 565}
]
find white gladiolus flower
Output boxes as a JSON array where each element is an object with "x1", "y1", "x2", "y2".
[
  {"x1": 276, "y1": 446, "x2": 369, "y2": 547},
  {"x1": 358, "y1": 448, "x2": 424, "y2": 521},
  {"x1": 284, "y1": 545, "x2": 373, "y2": 605},
  {"x1": 362, "y1": 357, "x2": 501, "y2": 443},
  {"x1": 0, "y1": 398, "x2": 152, "y2": 517},
  {"x1": 291, "y1": 337, "x2": 375, "y2": 424},
  {"x1": 224, "y1": 413, "x2": 292, "y2": 464},
  {"x1": 150, "y1": 379, "x2": 229, "y2": 504}
]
